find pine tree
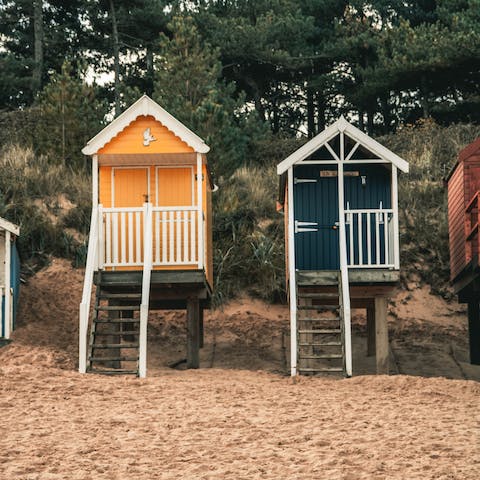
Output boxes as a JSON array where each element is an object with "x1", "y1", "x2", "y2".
[{"x1": 153, "y1": 16, "x2": 265, "y2": 177}]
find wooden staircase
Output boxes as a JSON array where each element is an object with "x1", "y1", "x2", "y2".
[
  {"x1": 87, "y1": 273, "x2": 141, "y2": 376},
  {"x1": 296, "y1": 273, "x2": 345, "y2": 376}
]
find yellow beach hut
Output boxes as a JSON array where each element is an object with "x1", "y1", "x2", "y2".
[{"x1": 79, "y1": 95, "x2": 213, "y2": 377}]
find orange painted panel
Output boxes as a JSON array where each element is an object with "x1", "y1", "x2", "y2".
[
  {"x1": 99, "y1": 166, "x2": 112, "y2": 207},
  {"x1": 157, "y1": 167, "x2": 193, "y2": 206},
  {"x1": 99, "y1": 116, "x2": 194, "y2": 155},
  {"x1": 113, "y1": 168, "x2": 149, "y2": 207}
]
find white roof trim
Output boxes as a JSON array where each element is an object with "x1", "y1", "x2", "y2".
[
  {"x1": 82, "y1": 95, "x2": 210, "y2": 155},
  {"x1": 277, "y1": 116, "x2": 409, "y2": 174},
  {"x1": 0, "y1": 217, "x2": 20, "y2": 236}
]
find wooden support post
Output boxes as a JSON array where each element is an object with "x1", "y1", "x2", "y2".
[
  {"x1": 199, "y1": 306, "x2": 204, "y2": 349},
  {"x1": 467, "y1": 302, "x2": 480, "y2": 365},
  {"x1": 187, "y1": 297, "x2": 200, "y2": 368},
  {"x1": 375, "y1": 297, "x2": 389, "y2": 374},
  {"x1": 366, "y1": 306, "x2": 376, "y2": 357}
]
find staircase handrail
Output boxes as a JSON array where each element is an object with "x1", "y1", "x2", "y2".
[
  {"x1": 79, "y1": 206, "x2": 99, "y2": 373},
  {"x1": 138, "y1": 202, "x2": 153, "y2": 378},
  {"x1": 338, "y1": 213, "x2": 353, "y2": 377}
]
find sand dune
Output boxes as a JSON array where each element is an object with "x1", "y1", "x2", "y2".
[{"x1": 0, "y1": 259, "x2": 478, "y2": 479}]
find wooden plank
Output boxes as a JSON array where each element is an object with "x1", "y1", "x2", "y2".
[
  {"x1": 186, "y1": 297, "x2": 200, "y2": 368},
  {"x1": 297, "y1": 269, "x2": 400, "y2": 286},
  {"x1": 199, "y1": 307, "x2": 204, "y2": 349},
  {"x1": 467, "y1": 302, "x2": 480, "y2": 365},
  {"x1": 375, "y1": 297, "x2": 389, "y2": 374},
  {"x1": 367, "y1": 306, "x2": 375, "y2": 356}
]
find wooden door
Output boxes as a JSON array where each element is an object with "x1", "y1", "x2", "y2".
[
  {"x1": 156, "y1": 167, "x2": 194, "y2": 206},
  {"x1": 113, "y1": 168, "x2": 149, "y2": 207}
]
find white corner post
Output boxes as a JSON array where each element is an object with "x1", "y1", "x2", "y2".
[
  {"x1": 287, "y1": 167, "x2": 298, "y2": 376},
  {"x1": 392, "y1": 166, "x2": 400, "y2": 269},
  {"x1": 196, "y1": 153, "x2": 204, "y2": 270},
  {"x1": 4, "y1": 231, "x2": 11, "y2": 339},
  {"x1": 338, "y1": 129, "x2": 352, "y2": 377},
  {"x1": 139, "y1": 202, "x2": 153, "y2": 378},
  {"x1": 92, "y1": 154, "x2": 98, "y2": 208}
]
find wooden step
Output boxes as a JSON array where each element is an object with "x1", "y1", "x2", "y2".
[
  {"x1": 297, "y1": 292, "x2": 339, "y2": 299},
  {"x1": 298, "y1": 354, "x2": 343, "y2": 359},
  {"x1": 298, "y1": 317, "x2": 340, "y2": 322},
  {"x1": 89, "y1": 356, "x2": 138, "y2": 362},
  {"x1": 298, "y1": 367, "x2": 344, "y2": 373},
  {"x1": 93, "y1": 331, "x2": 139, "y2": 336},
  {"x1": 92, "y1": 343, "x2": 139, "y2": 349},
  {"x1": 95, "y1": 305, "x2": 140, "y2": 311},
  {"x1": 95, "y1": 318, "x2": 140, "y2": 324},
  {"x1": 297, "y1": 305, "x2": 338, "y2": 311},
  {"x1": 99, "y1": 293, "x2": 142, "y2": 299},
  {"x1": 298, "y1": 329, "x2": 341, "y2": 334},
  {"x1": 299, "y1": 342, "x2": 342, "y2": 346},
  {"x1": 88, "y1": 369, "x2": 138, "y2": 375}
]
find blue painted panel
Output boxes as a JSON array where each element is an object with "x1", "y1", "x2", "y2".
[
  {"x1": 293, "y1": 165, "x2": 339, "y2": 270},
  {"x1": 293, "y1": 164, "x2": 392, "y2": 271}
]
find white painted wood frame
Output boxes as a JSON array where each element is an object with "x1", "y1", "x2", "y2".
[
  {"x1": 337, "y1": 130, "x2": 352, "y2": 377},
  {"x1": 139, "y1": 202, "x2": 153, "y2": 378},
  {"x1": 392, "y1": 166, "x2": 400, "y2": 269},
  {"x1": 287, "y1": 167, "x2": 298, "y2": 376},
  {"x1": 79, "y1": 207, "x2": 99, "y2": 373},
  {"x1": 196, "y1": 153, "x2": 204, "y2": 270},
  {"x1": 4, "y1": 231, "x2": 11, "y2": 339},
  {"x1": 92, "y1": 154, "x2": 98, "y2": 208}
]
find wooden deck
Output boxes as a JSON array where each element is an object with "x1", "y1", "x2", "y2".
[{"x1": 94, "y1": 269, "x2": 211, "y2": 310}]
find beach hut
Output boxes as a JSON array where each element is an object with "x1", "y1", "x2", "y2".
[
  {"x1": 447, "y1": 137, "x2": 480, "y2": 365},
  {"x1": 79, "y1": 95, "x2": 213, "y2": 377},
  {"x1": 277, "y1": 117, "x2": 408, "y2": 377},
  {"x1": 0, "y1": 217, "x2": 20, "y2": 340}
]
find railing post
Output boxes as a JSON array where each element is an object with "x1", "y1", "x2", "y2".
[
  {"x1": 139, "y1": 202, "x2": 152, "y2": 378},
  {"x1": 97, "y1": 204, "x2": 104, "y2": 270}
]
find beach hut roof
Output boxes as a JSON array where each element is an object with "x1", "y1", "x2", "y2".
[
  {"x1": 82, "y1": 95, "x2": 210, "y2": 156},
  {"x1": 0, "y1": 217, "x2": 20, "y2": 236},
  {"x1": 276, "y1": 116, "x2": 409, "y2": 175}
]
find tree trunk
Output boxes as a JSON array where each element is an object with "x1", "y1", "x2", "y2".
[
  {"x1": 380, "y1": 95, "x2": 392, "y2": 133},
  {"x1": 316, "y1": 92, "x2": 326, "y2": 132},
  {"x1": 33, "y1": 0, "x2": 44, "y2": 93},
  {"x1": 145, "y1": 46, "x2": 154, "y2": 96},
  {"x1": 109, "y1": 0, "x2": 121, "y2": 116},
  {"x1": 367, "y1": 108, "x2": 374, "y2": 136},
  {"x1": 307, "y1": 86, "x2": 315, "y2": 138},
  {"x1": 358, "y1": 109, "x2": 365, "y2": 131}
]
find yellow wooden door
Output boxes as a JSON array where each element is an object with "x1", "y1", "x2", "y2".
[
  {"x1": 156, "y1": 167, "x2": 193, "y2": 206},
  {"x1": 111, "y1": 168, "x2": 149, "y2": 269},
  {"x1": 156, "y1": 167, "x2": 195, "y2": 266},
  {"x1": 113, "y1": 168, "x2": 149, "y2": 207}
]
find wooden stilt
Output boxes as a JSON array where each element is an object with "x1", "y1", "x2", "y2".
[
  {"x1": 467, "y1": 301, "x2": 480, "y2": 365},
  {"x1": 199, "y1": 307, "x2": 204, "y2": 349},
  {"x1": 366, "y1": 306, "x2": 376, "y2": 357},
  {"x1": 187, "y1": 297, "x2": 200, "y2": 368},
  {"x1": 375, "y1": 296, "x2": 389, "y2": 374}
]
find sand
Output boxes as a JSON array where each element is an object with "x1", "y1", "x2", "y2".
[{"x1": 0, "y1": 259, "x2": 479, "y2": 479}]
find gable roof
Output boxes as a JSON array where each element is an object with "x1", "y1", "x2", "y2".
[
  {"x1": 276, "y1": 116, "x2": 409, "y2": 175},
  {"x1": 0, "y1": 217, "x2": 20, "y2": 236},
  {"x1": 82, "y1": 95, "x2": 210, "y2": 156}
]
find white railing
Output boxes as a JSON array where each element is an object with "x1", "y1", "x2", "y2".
[
  {"x1": 97, "y1": 204, "x2": 200, "y2": 269},
  {"x1": 345, "y1": 208, "x2": 396, "y2": 268},
  {"x1": 79, "y1": 207, "x2": 99, "y2": 373}
]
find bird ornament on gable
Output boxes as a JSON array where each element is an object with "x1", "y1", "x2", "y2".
[{"x1": 143, "y1": 128, "x2": 156, "y2": 146}]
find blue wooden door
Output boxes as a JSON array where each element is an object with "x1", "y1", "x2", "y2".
[{"x1": 293, "y1": 165, "x2": 339, "y2": 270}]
